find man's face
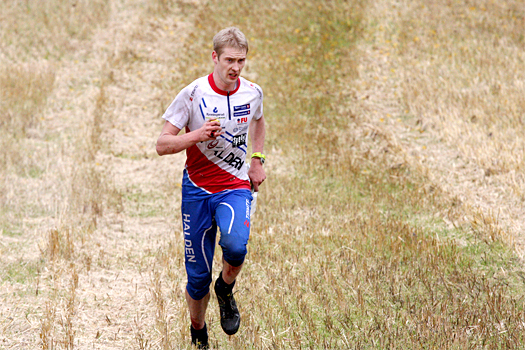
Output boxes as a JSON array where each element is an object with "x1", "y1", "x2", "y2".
[{"x1": 212, "y1": 47, "x2": 246, "y2": 90}]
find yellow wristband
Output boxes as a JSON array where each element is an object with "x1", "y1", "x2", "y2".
[{"x1": 251, "y1": 152, "x2": 266, "y2": 164}]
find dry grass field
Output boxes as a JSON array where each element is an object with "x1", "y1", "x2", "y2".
[{"x1": 1, "y1": 0, "x2": 525, "y2": 349}]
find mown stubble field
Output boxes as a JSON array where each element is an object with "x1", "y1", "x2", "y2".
[{"x1": 1, "y1": 0, "x2": 525, "y2": 349}]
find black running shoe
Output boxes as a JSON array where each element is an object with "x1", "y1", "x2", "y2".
[
  {"x1": 191, "y1": 324, "x2": 209, "y2": 349},
  {"x1": 215, "y1": 284, "x2": 241, "y2": 335}
]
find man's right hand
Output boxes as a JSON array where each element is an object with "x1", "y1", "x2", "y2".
[
  {"x1": 156, "y1": 119, "x2": 223, "y2": 156},
  {"x1": 200, "y1": 119, "x2": 224, "y2": 141}
]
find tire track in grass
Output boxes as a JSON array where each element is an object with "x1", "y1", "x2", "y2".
[
  {"x1": 352, "y1": 0, "x2": 525, "y2": 253},
  {"x1": 2, "y1": 1, "x2": 195, "y2": 348},
  {"x1": 178, "y1": 0, "x2": 525, "y2": 347}
]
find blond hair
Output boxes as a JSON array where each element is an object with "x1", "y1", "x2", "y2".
[{"x1": 213, "y1": 27, "x2": 249, "y2": 57}]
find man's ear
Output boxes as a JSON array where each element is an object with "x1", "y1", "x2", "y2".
[{"x1": 212, "y1": 51, "x2": 218, "y2": 64}]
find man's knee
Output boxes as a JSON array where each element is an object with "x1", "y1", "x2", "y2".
[
  {"x1": 222, "y1": 244, "x2": 247, "y2": 267},
  {"x1": 186, "y1": 273, "x2": 212, "y2": 300}
]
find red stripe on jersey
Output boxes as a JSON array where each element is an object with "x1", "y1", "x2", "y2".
[{"x1": 186, "y1": 145, "x2": 250, "y2": 193}]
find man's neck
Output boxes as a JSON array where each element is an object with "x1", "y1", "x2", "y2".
[{"x1": 212, "y1": 71, "x2": 237, "y2": 92}]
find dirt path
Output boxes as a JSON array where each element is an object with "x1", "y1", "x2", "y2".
[{"x1": 2, "y1": 1, "x2": 194, "y2": 348}]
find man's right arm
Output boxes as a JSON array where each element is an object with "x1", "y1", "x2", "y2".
[{"x1": 156, "y1": 120, "x2": 223, "y2": 156}]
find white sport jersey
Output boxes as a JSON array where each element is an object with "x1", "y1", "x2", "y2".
[{"x1": 162, "y1": 74, "x2": 263, "y2": 195}]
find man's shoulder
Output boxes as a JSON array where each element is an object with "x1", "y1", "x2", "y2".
[
  {"x1": 239, "y1": 77, "x2": 263, "y2": 99},
  {"x1": 183, "y1": 75, "x2": 210, "y2": 91},
  {"x1": 179, "y1": 75, "x2": 211, "y2": 100}
]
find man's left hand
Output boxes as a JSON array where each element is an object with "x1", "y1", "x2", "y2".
[{"x1": 248, "y1": 159, "x2": 266, "y2": 192}]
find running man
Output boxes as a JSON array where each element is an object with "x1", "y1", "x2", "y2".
[{"x1": 156, "y1": 27, "x2": 266, "y2": 348}]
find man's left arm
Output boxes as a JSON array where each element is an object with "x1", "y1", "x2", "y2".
[{"x1": 248, "y1": 115, "x2": 266, "y2": 192}]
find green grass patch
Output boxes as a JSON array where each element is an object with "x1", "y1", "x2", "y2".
[
  {"x1": 122, "y1": 185, "x2": 177, "y2": 218},
  {"x1": 250, "y1": 171, "x2": 525, "y2": 347},
  {"x1": 1, "y1": 226, "x2": 22, "y2": 238},
  {"x1": 2, "y1": 260, "x2": 41, "y2": 284}
]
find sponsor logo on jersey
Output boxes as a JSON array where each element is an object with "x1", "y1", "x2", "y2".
[
  {"x1": 207, "y1": 140, "x2": 220, "y2": 149},
  {"x1": 233, "y1": 104, "x2": 251, "y2": 117},
  {"x1": 214, "y1": 150, "x2": 245, "y2": 170},
  {"x1": 252, "y1": 85, "x2": 263, "y2": 99},
  {"x1": 233, "y1": 110, "x2": 250, "y2": 117},
  {"x1": 205, "y1": 107, "x2": 226, "y2": 118},
  {"x1": 233, "y1": 125, "x2": 249, "y2": 133},
  {"x1": 232, "y1": 133, "x2": 247, "y2": 148},
  {"x1": 236, "y1": 117, "x2": 248, "y2": 124},
  {"x1": 189, "y1": 85, "x2": 198, "y2": 101},
  {"x1": 234, "y1": 104, "x2": 250, "y2": 111}
]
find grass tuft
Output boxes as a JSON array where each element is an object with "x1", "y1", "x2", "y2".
[
  {"x1": 0, "y1": 63, "x2": 55, "y2": 136},
  {"x1": 46, "y1": 227, "x2": 75, "y2": 262},
  {"x1": 0, "y1": 0, "x2": 111, "y2": 61}
]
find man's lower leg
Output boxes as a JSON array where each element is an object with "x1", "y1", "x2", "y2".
[
  {"x1": 215, "y1": 260, "x2": 243, "y2": 335},
  {"x1": 190, "y1": 323, "x2": 208, "y2": 349},
  {"x1": 186, "y1": 290, "x2": 210, "y2": 348}
]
